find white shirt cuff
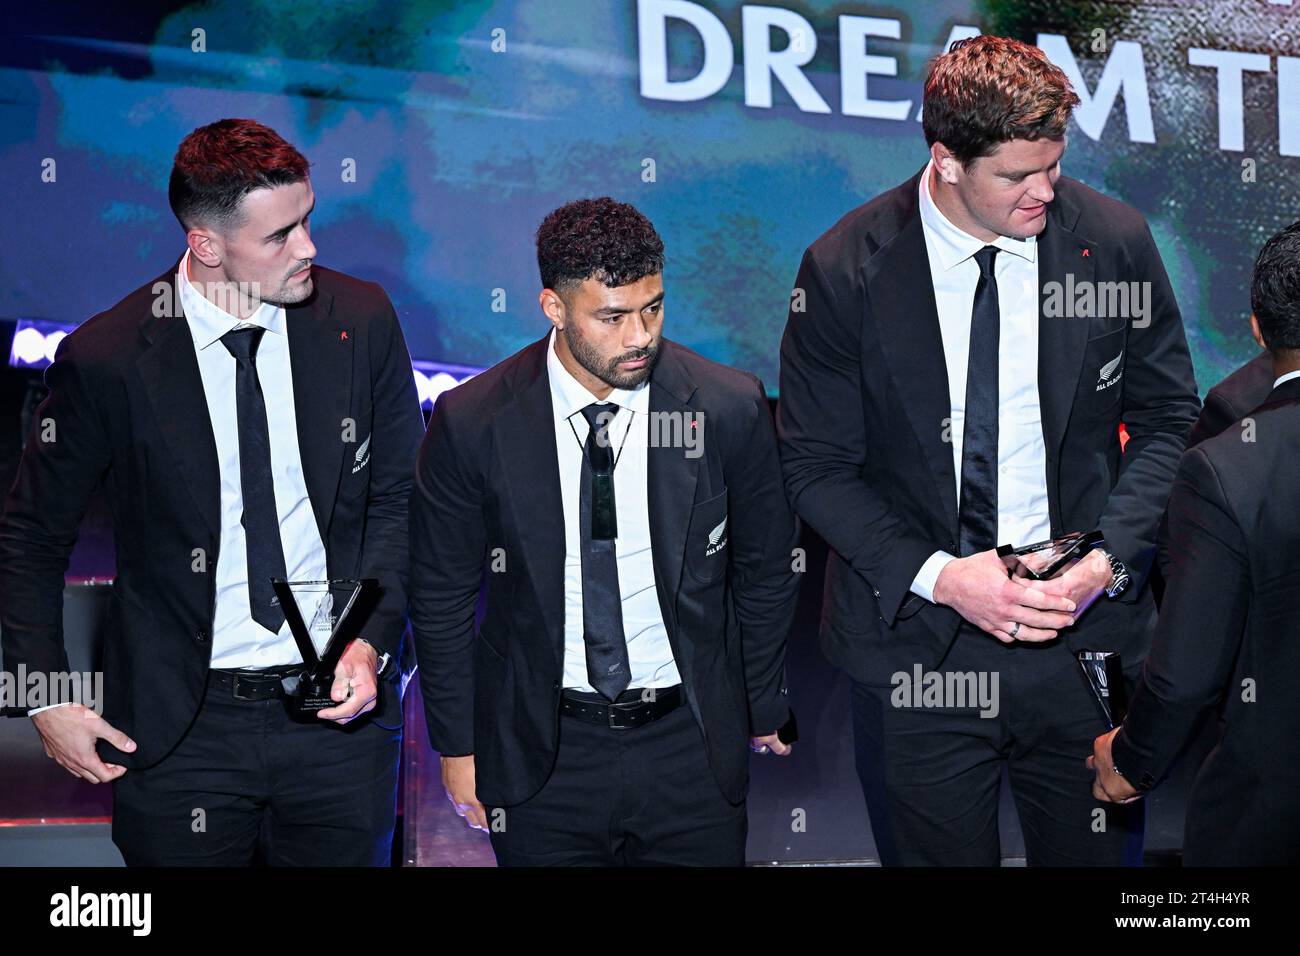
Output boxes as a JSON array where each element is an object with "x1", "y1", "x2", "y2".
[
  {"x1": 911, "y1": 550, "x2": 958, "y2": 604},
  {"x1": 27, "y1": 701, "x2": 75, "y2": 716}
]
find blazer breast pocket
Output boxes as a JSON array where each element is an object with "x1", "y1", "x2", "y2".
[
  {"x1": 684, "y1": 488, "x2": 729, "y2": 584},
  {"x1": 1080, "y1": 327, "x2": 1126, "y2": 417},
  {"x1": 340, "y1": 427, "x2": 374, "y2": 498}
]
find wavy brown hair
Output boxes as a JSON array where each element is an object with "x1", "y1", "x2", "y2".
[{"x1": 922, "y1": 35, "x2": 1080, "y2": 167}]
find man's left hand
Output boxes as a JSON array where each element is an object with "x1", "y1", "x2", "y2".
[
  {"x1": 317, "y1": 638, "x2": 379, "y2": 723},
  {"x1": 750, "y1": 732, "x2": 792, "y2": 757},
  {"x1": 1021, "y1": 548, "x2": 1110, "y2": 626},
  {"x1": 1086, "y1": 726, "x2": 1142, "y2": 804}
]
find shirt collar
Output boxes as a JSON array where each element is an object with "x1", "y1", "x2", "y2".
[
  {"x1": 178, "y1": 248, "x2": 285, "y2": 350},
  {"x1": 1273, "y1": 368, "x2": 1300, "y2": 390},
  {"x1": 546, "y1": 327, "x2": 649, "y2": 422},
  {"x1": 918, "y1": 160, "x2": 1038, "y2": 272}
]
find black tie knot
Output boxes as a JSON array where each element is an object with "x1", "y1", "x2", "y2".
[
  {"x1": 220, "y1": 326, "x2": 266, "y2": 366},
  {"x1": 973, "y1": 245, "x2": 999, "y2": 279},
  {"x1": 580, "y1": 402, "x2": 619, "y2": 449}
]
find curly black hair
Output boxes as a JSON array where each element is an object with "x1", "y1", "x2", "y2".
[
  {"x1": 536, "y1": 197, "x2": 664, "y2": 296},
  {"x1": 1251, "y1": 221, "x2": 1300, "y2": 354}
]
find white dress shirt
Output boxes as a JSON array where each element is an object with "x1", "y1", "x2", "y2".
[
  {"x1": 547, "y1": 328, "x2": 681, "y2": 691},
  {"x1": 1273, "y1": 369, "x2": 1300, "y2": 389},
  {"x1": 179, "y1": 248, "x2": 329, "y2": 668},
  {"x1": 911, "y1": 161, "x2": 1053, "y2": 601}
]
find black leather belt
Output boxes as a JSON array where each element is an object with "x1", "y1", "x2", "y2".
[
  {"x1": 560, "y1": 684, "x2": 683, "y2": 729},
  {"x1": 209, "y1": 665, "x2": 303, "y2": 701}
]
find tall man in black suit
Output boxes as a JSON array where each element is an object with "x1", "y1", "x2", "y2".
[
  {"x1": 0, "y1": 119, "x2": 425, "y2": 865},
  {"x1": 1091, "y1": 223, "x2": 1300, "y2": 865},
  {"x1": 410, "y1": 197, "x2": 799, "y2": 866},
  {"x1": 778, "y1": 36, "x2": 1200, "y2": 865}
]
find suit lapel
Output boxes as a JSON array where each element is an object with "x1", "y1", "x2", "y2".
[
  {"x1": 285, "y1": 280, "x2": 352, "y2": 544},
  {"x1": 495, "y1": 336, "x2": 567, "y2": 670},
  {"x1": 646, "y1": 343, "x2": 701, "y2": 652},
  {"x1": 137, "y1": 265, "x2": 222, "y2": 539},
  {"x1": 870, "y1": 209, "x2": 960, "y2": 540},
  {"x1": 1037, "y1": 203, "x2": 1097, "y2": 461}
]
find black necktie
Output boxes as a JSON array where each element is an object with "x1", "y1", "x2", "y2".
[
  {"x1": 958, "y1": 246, "x2": 1000, "y2": 557},
  {"x1": 220, "y1": 326, "x2": 288, "y2": 633},
  {"x1": 578, "y1": 402, "x2": 630, "y2": 700}
]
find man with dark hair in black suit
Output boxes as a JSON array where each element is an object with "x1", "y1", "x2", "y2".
[
  {"x1": 1090, "y1": 222, "x2": 1300, "y2": 865},
  {"x1": 778, "y1": 36, "x2": 1200, "y2": 865},
  {"x1": 0, "y1": 119, "x2": 424, "y2": 865},
  {"x1": 410, "y1": 197, "x2": 799, "y2": 866}
]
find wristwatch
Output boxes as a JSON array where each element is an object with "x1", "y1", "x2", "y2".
[
  {"x1": 356, "y1": 638, "x2": 393, "y2": 678},
  {"x1": 1096, "y1": 548, "x2": 1132, "y2": 599}
]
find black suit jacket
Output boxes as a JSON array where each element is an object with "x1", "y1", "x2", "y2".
[
  {"x1": 0, "y1": 262, "x2": 425, "y2": 767},
  {"x1": 1112, "y1": 376, "x2": 1300, "y2": 865},
  {"x1": 778, "y1": 170, "x2": 1201, "y2": 683},
  {"x1": 1156, "y1": 350, "x2": 1274, "y2": 581},
  {"x1": 409, "y1": 334, "x2": 799, "y2": 807},
  {"x1": 1186, "y1": 350, "x2": 1274, "y2": 448}
]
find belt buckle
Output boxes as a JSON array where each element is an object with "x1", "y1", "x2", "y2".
[
  {"x1": 230, "y1": 673, "x2": 257, "y2": 701},
  {"x1": 230, "y1": 672, "x2": 275, "y2": 701},
  {"x1": 608, "y1": 696, "x2": 649, "y2": 730}
]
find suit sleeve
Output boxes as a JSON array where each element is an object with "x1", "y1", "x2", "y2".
[
  {"x1": 728, "y1": 377, "x2": 799, "y2": 735},
  {"x1": 408, "y1": 393, "x2": 485, "y2": 756},
  {"x1": 0, "y1": 336, "x2": 111, "y2": 714},
  {"x1": 357, "y1": 296, "x2": 425, "y2": 659},
  {"x1": 1096, "y1": 223, "x2": 1201, "y2": 601},
  {"x1": 1111, "y1": 447, "x2": 1248, "y2": 789},
  {"x1": 777, "y1": 246, "x2": 937, "y2": 624}
]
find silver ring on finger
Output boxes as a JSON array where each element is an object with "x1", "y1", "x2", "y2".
[{"x1": 1009, "y1": 621, "x2": 1021, "y2": 639}]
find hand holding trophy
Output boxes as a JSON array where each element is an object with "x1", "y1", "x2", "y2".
[{"x1": 271, "y1": 578, "x2": 380, "y2": 722}]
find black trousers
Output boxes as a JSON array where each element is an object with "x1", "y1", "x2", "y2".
[
  {"x1": 111, "y1": 674, "x2": 402, "y2": 866},
  {"x1": 486, "y1": 691, "x2": 746, "y2": 866},
  {"x1": 850, "y1": 624, "x2": 1144, "y2": 866}
]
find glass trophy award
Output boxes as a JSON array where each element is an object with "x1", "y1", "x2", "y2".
[
  {"x1": 271, "y1": 578, "x2": 379, "y2": 721},
  {"x1": 996, "y1": 530, "x2": 1104, "y2": 580},
  {"x1": 1077, "y1": 650, "x2": 1129, "y2": 728}
]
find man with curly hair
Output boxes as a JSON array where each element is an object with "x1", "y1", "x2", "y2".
[{"x1": 410, "y1": 197, "x2": 799, "y2": 866}]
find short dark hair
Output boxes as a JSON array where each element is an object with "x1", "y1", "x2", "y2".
[
  {"x1": 168, "y1": 118, "x2": 311, "y2": 232},
  {"x1": 536, "y1": 197, "x2": 664, "y2": 296},
  {"x1": 923, "y1": 35, "x2": 1080, "y2": 167},
  {"x1": 1250, "y1": 222, "x2": 1300, "y2": 354}
]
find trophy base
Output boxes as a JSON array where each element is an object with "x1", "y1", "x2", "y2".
[{"x1": 281, "y1": 672, "x2": 339, "y2": 722}]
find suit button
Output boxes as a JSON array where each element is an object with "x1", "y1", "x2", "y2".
[{"x1": 195, "y1": 630, "x2": 209, "y2": 644}]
